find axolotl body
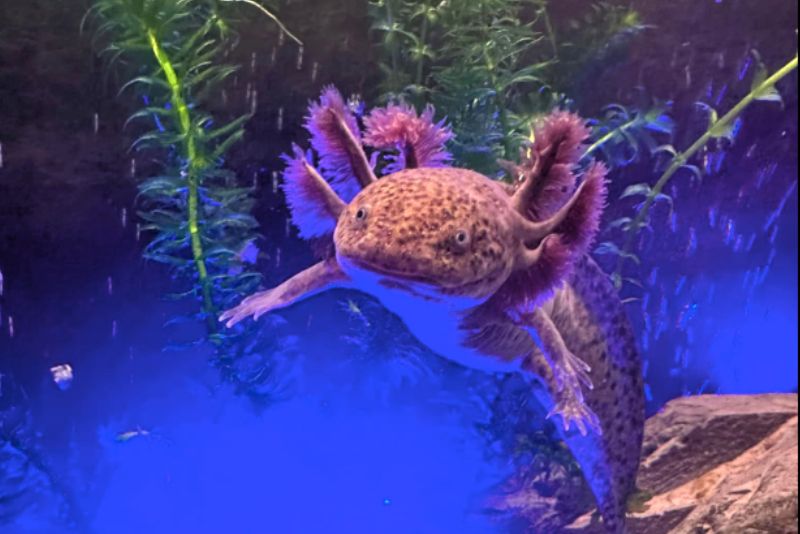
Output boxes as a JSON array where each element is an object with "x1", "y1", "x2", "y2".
[{"x1": 221, "y1": 89, "x2": 644, "y2": 533}]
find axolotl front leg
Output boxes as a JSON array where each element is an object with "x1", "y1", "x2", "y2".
[
  {"x1": 220, "y1": 258, "x2": 350, "y2": 327},
  {"x1": 462, "y1": 309, "x2": 600, "y2": 436}
]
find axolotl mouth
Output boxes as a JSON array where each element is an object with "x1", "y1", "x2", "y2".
[
  {"x1": 336, "y1": 254, "x2": 502, "y2": 307},
  {"x1": 339, "y1": 255, "x2": 440, "y2": 286}
]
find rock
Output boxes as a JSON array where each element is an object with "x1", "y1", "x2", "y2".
[
  {"x1": 626, "y1": 393, "x2": 799, "y2": 534},
  {"x1": 487, "y1": 393, "x2": 798, "y2": 533}
]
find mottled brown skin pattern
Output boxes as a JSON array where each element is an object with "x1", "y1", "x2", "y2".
[
  {"x1": 335, "y1": 167, "x2": 642, "y2": 531},
  {"x1": 335, "y1": 168, "x2": 522, "y2": 301},
  {"x1": 541, "y1": 256, "x2": 645, "y2": 533},
  {"x1": 460, "y1": 257, "x2": 644, "y2": 533},
  {"x1": 224, "y1": 165, "x2": 642, "y2": 532}
]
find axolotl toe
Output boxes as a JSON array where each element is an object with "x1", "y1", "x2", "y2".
[{"x1": 220, "y1": 87, "x2": 644, "y2": 533}]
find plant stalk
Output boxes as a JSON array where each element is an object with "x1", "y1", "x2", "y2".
[
  {"x1": 415, "y1": 10, "x2": 429, "y2": 86},
  {"x1": 612, "y1": 54, "x2": 798, "y2": 286},
  {"x1": 147, "y1": 28, "x2": 217, "y2": 329}
]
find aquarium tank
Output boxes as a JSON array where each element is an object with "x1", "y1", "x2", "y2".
[{"x1": 0, "y1": 0, "x2": 797, "y2": 532}]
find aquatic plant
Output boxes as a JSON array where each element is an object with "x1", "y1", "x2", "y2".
[
  {"x1": 83, "y1": 0, "x2": 299, "y2": 397},
  {"x1": 606, "y1": 53, "x2": 798, "y2": 289},
  {"x1": 368, "y1": 0, "x2": 653, "y2": 176}
]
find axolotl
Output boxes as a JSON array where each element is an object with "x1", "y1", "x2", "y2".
[{"x1": 220, "y1": 88, "x2": 644, "y2": 533}]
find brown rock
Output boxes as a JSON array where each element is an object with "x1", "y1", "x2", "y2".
[
  {"x1": 626, "y1": 393, "x2": 798, "y2": 534},
  {"x1": 488, "y1": 393, "x2": 799, "y2": 533}
]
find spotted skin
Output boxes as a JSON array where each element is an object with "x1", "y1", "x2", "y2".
[
  {"x1": 335, "y1": 168, "x2": 520, "y2": 302},
  {"x1": 222, "y1": 149, "x2": 642, "y2": 534}
]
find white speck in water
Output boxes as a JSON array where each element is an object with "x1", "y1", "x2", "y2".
[
  {"x1": 275, "y1": 247, "x2": 282, "y2": 269},
  {"x1": 745, "y1": 233, "x2": 757, "y2": 252},
  {"x1": 233, "y1": 75, "x2": 238, "y2": 88},
  {"x1": 135, "y1": 223, "x2": 141, "y2": 241},
  {"x1": 250, "y1": 89, "x2": 258, "y2": 115},
  {"x1": 285, "y1": 218, "x2": 291, "y2": 237},
  {"x1": 93, "y1": 112, "x2": 99, "y2": 134},
  {"x1": 112, "y1": 320, "x2": 118, "y2": 338},
  {"x1": 278, "y1": 31, "x2": 285, "y2": 47},
  {"x1": 311, "y1": 61, "x2": 319, "y2": 83},
  {"x1": 277, "y1": 107, "x2": 284, "y2": 131},
  {"x1": 768, "y1": 224, "x2": 779, "y2": 244},
  {"x1": 222, "y1": 89, "x2": 228, "y2": 107},
  {"x1": 250, "y1": 51, "x2": 257, "y2": 74},
  {"x1": 684, "y1": 65, "x2": 691, "y2": 88},
  {"x1": 130, "y1": 158, "x2": 136, "y2": 178},
  {"x1": 245, "y1": 82, "x2": 252, "y2": 103},
  {"x1": 723, "y1": 218, "x2": 735, "y2": 246},
  {"x1": 252, "y1": 171, "x2": 258, "y2": 189},
  {"x1": 50, "y1": 363, "x2": 73, "y2": 391},
  {"x1": 296, "y1": 46, "x2": 304, "y2": 70},
  {"x1": 8, "y1": 316, "x2": 13, "y2": 338},
  {"x1": 272, "y1": 171, "x2": 279, "y2": 194},
  {"x1": 707, "y1": 206, "x2": 718, "y2": 228},
  {"x1": 733, "y1": 234, "x2": 743, "y2": 252},
  {"x1": 270, "y1": 47, "x2": 277, "y2": 66},
  {"x1": 107, "y1": 276, "x2": 113, "y2": 296},
  {"x1": 686, "y1": 227, "x2": 697, "y2": 256},
  {"x1": 121, "y1": 207, "x2": 127, "y2": 228},
  {"x1": 766, "y1": 247, "x2": 777, "y2": 268}
]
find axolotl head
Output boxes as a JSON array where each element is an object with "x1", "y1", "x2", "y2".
[{"x1": 334, "y1": 167, "x2": 529, "y2": 305}]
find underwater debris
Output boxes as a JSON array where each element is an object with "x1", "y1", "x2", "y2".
[
  {"x1": 49, "y1": 364, "x2": 73, "y2": 391},
  {"x1": 115, "y1": 426, "x2": 151, "y2": 443},
  {"x1": 341, "y1": 299, "x2": 370, "y2": 328}
]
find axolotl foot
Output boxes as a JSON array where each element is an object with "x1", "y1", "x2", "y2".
[
  {"x1": 219, "y1": 288, "x2": 281, "y2": 328},
  {"x1": 547, "y1": 385, "x2": 602, "y2": 437},
  {"x1": 553, "y1": 346, "x2": 593, "y2": 394}
]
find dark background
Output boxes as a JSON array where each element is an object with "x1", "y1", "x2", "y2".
[{"x1": 0, "y1": 0, "x2": 797, "y2": 531}]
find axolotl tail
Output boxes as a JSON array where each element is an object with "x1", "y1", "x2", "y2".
[{"x1": 536, "y1": 255, "x2": 645, "y2": 533}]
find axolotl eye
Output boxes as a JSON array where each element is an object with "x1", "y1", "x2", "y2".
[
  {"x1": 355, "y1": 207, "x2": 368, "y2": 222},
  {"x1": 453, "y1": 229, "x2": 470, "y2": 250}
]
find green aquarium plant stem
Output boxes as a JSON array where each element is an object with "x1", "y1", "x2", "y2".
[
  {"x1": 220, "y1": 0, "x2": 302, "y2": 46},
  {"x1": 415, "y1": 14, "x2": 428, "y2": 86},
  {"x1": 612, "y1": 54, "x2": 798, "y2": 286},
  {"x1": 584, "y1": 121, "x2": 633, "y2": 159},
  {"x1": 145, "y1": 28, "x2": 216, "y2": 328},
  {"x1": 87, "y1": 0, "x2": 302, "y2": 397}
]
